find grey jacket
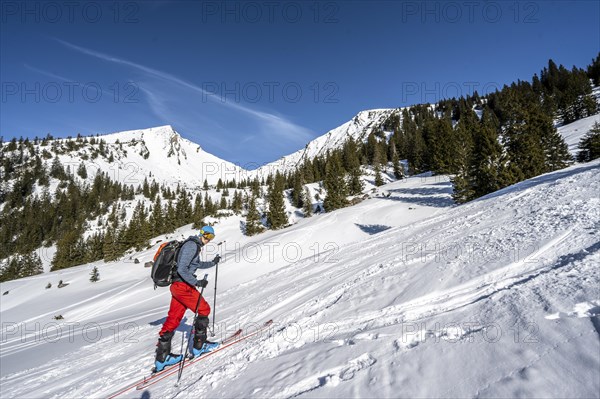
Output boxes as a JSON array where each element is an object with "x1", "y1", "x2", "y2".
[{"x1": 174, "y1": 236, "x2": 214, "y2": 286}]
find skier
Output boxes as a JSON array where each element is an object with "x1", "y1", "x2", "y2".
[{"x1": 154, "y1": 226, "x2": 222, "y2": 372}]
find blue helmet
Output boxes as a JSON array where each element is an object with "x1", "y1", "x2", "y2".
[{"x1": 199, "y1": 225, "x2": 215, "y2": 239}]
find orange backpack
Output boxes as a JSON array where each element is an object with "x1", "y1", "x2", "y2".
[{"x1": 150, "y1": 238, "x2": 198, "y2": 288}]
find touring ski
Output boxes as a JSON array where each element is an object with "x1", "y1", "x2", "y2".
[
  {"x1": 106, "y1": 327, "x2": 243, "y2": 399},
  {"x1": 136, "y1": 319, "x2": 273, "y2": 390}
]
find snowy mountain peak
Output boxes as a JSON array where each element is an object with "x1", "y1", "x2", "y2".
[
  {"x1": 251, "y1": 108, "x2": 399, "y2": 177},
  {"x1": 91, "y1": 125, "x2": 244, "y2": 187},
  {"x1": 97, "y1": 125, "x2": 183, "y2": 150}
]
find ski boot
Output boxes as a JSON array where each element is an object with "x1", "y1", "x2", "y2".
[
  {"x1": 191, "y1": 341, "x2": 220, "y2": 358},
  {"x1": 154, "y1": 331, "x2": 182, "y2": 372},
  {"x1": 190, "y1": 316, "x2": 220, "y2": 358}
]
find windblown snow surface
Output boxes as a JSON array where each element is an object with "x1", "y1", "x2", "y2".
[{"x1": 1, "y1": 158, "x2": 599, "y2": 398}]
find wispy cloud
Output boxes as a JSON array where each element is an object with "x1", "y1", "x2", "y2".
[
  {"x1": 24, "y1": 64, "x2": 72, "y2": 82},
  {"x1": 24, "y1": 63, "x2": 113, "y2": 98},
  {"x1": 54, "y1": 38, "x2": 314, "y2": 143}
]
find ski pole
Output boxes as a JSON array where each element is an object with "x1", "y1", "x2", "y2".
[
  {"x1": 211, "y1": 262, "x2": 219, "y2": 336},
  {"x1": 177, "y1": 273, "x2": 208, "y2": 385},
  {"x1": 211, "y1": 241, "x2": 225, "y2": 336}
]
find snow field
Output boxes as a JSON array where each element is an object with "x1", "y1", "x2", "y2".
[{"x1": 1, "y1": 160, "x2": 598, "y2": 398}]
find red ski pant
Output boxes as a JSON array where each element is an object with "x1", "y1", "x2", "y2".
[{"x1": 159, "y1": 281, "x2": 210, "y2": 336}]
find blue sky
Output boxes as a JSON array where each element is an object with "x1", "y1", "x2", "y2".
[{"x1": 1, "y1": 1, "x2": 599, "y2": 167}]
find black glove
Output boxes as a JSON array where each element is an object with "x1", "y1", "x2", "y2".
[
  {"x1": 196, "y1": 278, "x2": 208, "y2": 288},
  {"x1": 212, "y1": 254, "x2": 221, "y2": 265}
]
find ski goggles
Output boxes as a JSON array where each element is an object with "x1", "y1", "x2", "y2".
[{"x1": 202, "y1": 232, "x2": 215, "y2": 241}]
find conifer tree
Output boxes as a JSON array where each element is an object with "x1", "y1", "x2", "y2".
[
  {"x1": 373, "y1": 144, "x2": 385, "y2": 187},
  {"x1": 50, "y1": 156, "x2": 66, "y2": 180},
  {"x1": 450, "y1": 109, "x2": 477, "y2": 174},
  {"x1": 0, "y1": 257, "x2": 20, "y2": 282},
  {"x1": 267, "y1": 172, "x2": 288, "y2": 229},
  {"x1": 501, "y1": 94, "x2": 547, "y2": 179},
  {"x1": 142, "y1": 178, "x2": 150, "y2": 198},
  {"x1": 451, "y1": 169, "x2": 474, "y2": 204},
  {"x1": 587, "y1": 53, "x2": 600, "y2": 86},
  {"x1": 577, "y1": 122, "x2": 600, "y2": 162},
  {"x1": 342, "y1": 138, "x2": 360, "y2": 170},
  {"x1": 103, "y1": 227, "x2": 118, "y2": 262},
  {"x1": 302, "y1": 187, "x2": 313, "y2": 217},
  {"x1": 150, "y1": 197, "x2": 165, "y2": 234},
  {"x1": 347, "y1": 165, "x2": 364, "y2": 195},
  {"x1": 77, "y1": 163, "x2": 87, "y2": 179},
  {"x1": 21, "y1": 251, "x2": 43, "y2": 278},
  {"x1": 302, "y1": 159, "x2": 315, "y2": 183},
  {"x1": 539, "y1": 113, "x2": 572, "y2": 170},
  {"x1": 323, "y1": 152, "x2": 348, "y2": 212},
  {"x1": 291, "y1": 172, "x2": 304, "y2": 208},
  {"x1": 204, "y1": 193, "x2": 214, "y2": 216},
  {"x1": 244, "y1": 194, "x2": 263, "y2": 236},
  {"x1": 231, "y1": 190, "x2": 243, "y2": 214},
  {"x1": 121, "y1": 205, "x2": 139, "y2": 251},
  {"x1": 469, "y1": 109, "x2": 505, "y2": 198},
  {"x1": 191, "y1": 194, "x2": 205, "y2": 228},
  {"x1": 114, "y1": 228, "x2": 128, "y2": 258},
  {"x1": 365, "y1": 133, "x2": 378, "y2": 165},
  {"x1": 392, "y1": 147, "x2": 403, "y2": 179},
  {"x1": 137, "y1": 205, "x2": 152, "y2": 250},
  {"x1": 85, "y1": 232, "x2": 105, "y2": 263},
  {"x1": 374, "y1": 163, "x2": 384, "y2": 187},
  {"x1": 89, "y1": 266, "x2": 100, "y2": 282},
  {"x1": 250, "y1": 178, "x2": 261, "y2": 197},
  {"x1": 176, "y1": 190, "x2": 193, "y2": 226},
  {"x1": 423, "y1": 118, "x2": 446, "y2": 173},
  {"x1": 404, "y1": 111, "x2": 426, "y2": 174},
  {"x1": 343, "y1": 138, "x2": 364, "y2": 195},
  {"x1": 165, "y1": 200, "x2": 177, "y2": 233},
  {"x1": 52, "y1": 228, "x2": 84, "y2": 270}
]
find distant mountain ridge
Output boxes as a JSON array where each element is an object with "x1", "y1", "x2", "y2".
[
  {"x1": 64, "y1": 102, "x2": 597, "y2": 185},
  {"x1": 6, "y1": 84, "x2": 599, "y2": 191},
  {"x1": 103, "y1": 109, "x2": 401, "y2": 181},
  {"x1": 12, "y1": 125, "x2": 246, "y2": 189},
  {"x1": 31, "y1": 109, "x2": 403, "y2": 186}
]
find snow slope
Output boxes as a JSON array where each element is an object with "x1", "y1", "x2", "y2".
[
  {"x1": 558, "y1": 113, "x2": 600, "y2": 156},
  {"x1": 1, "y1": 159, "x2": 599, "y2": 398}
]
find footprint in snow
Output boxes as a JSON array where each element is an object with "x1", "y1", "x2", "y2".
[
  {"x1": 545, "y1": 300, "x2": 600, "y2": 320},
  {"x1": 331, "y1": 332, "x2": 389, "y2": 346},
  {"x1": 392, "y1": 324, "x2": 483, "y2": 351},
  {"x1": 276, "y1": 353, "x2": 376, "y2": 398}
]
